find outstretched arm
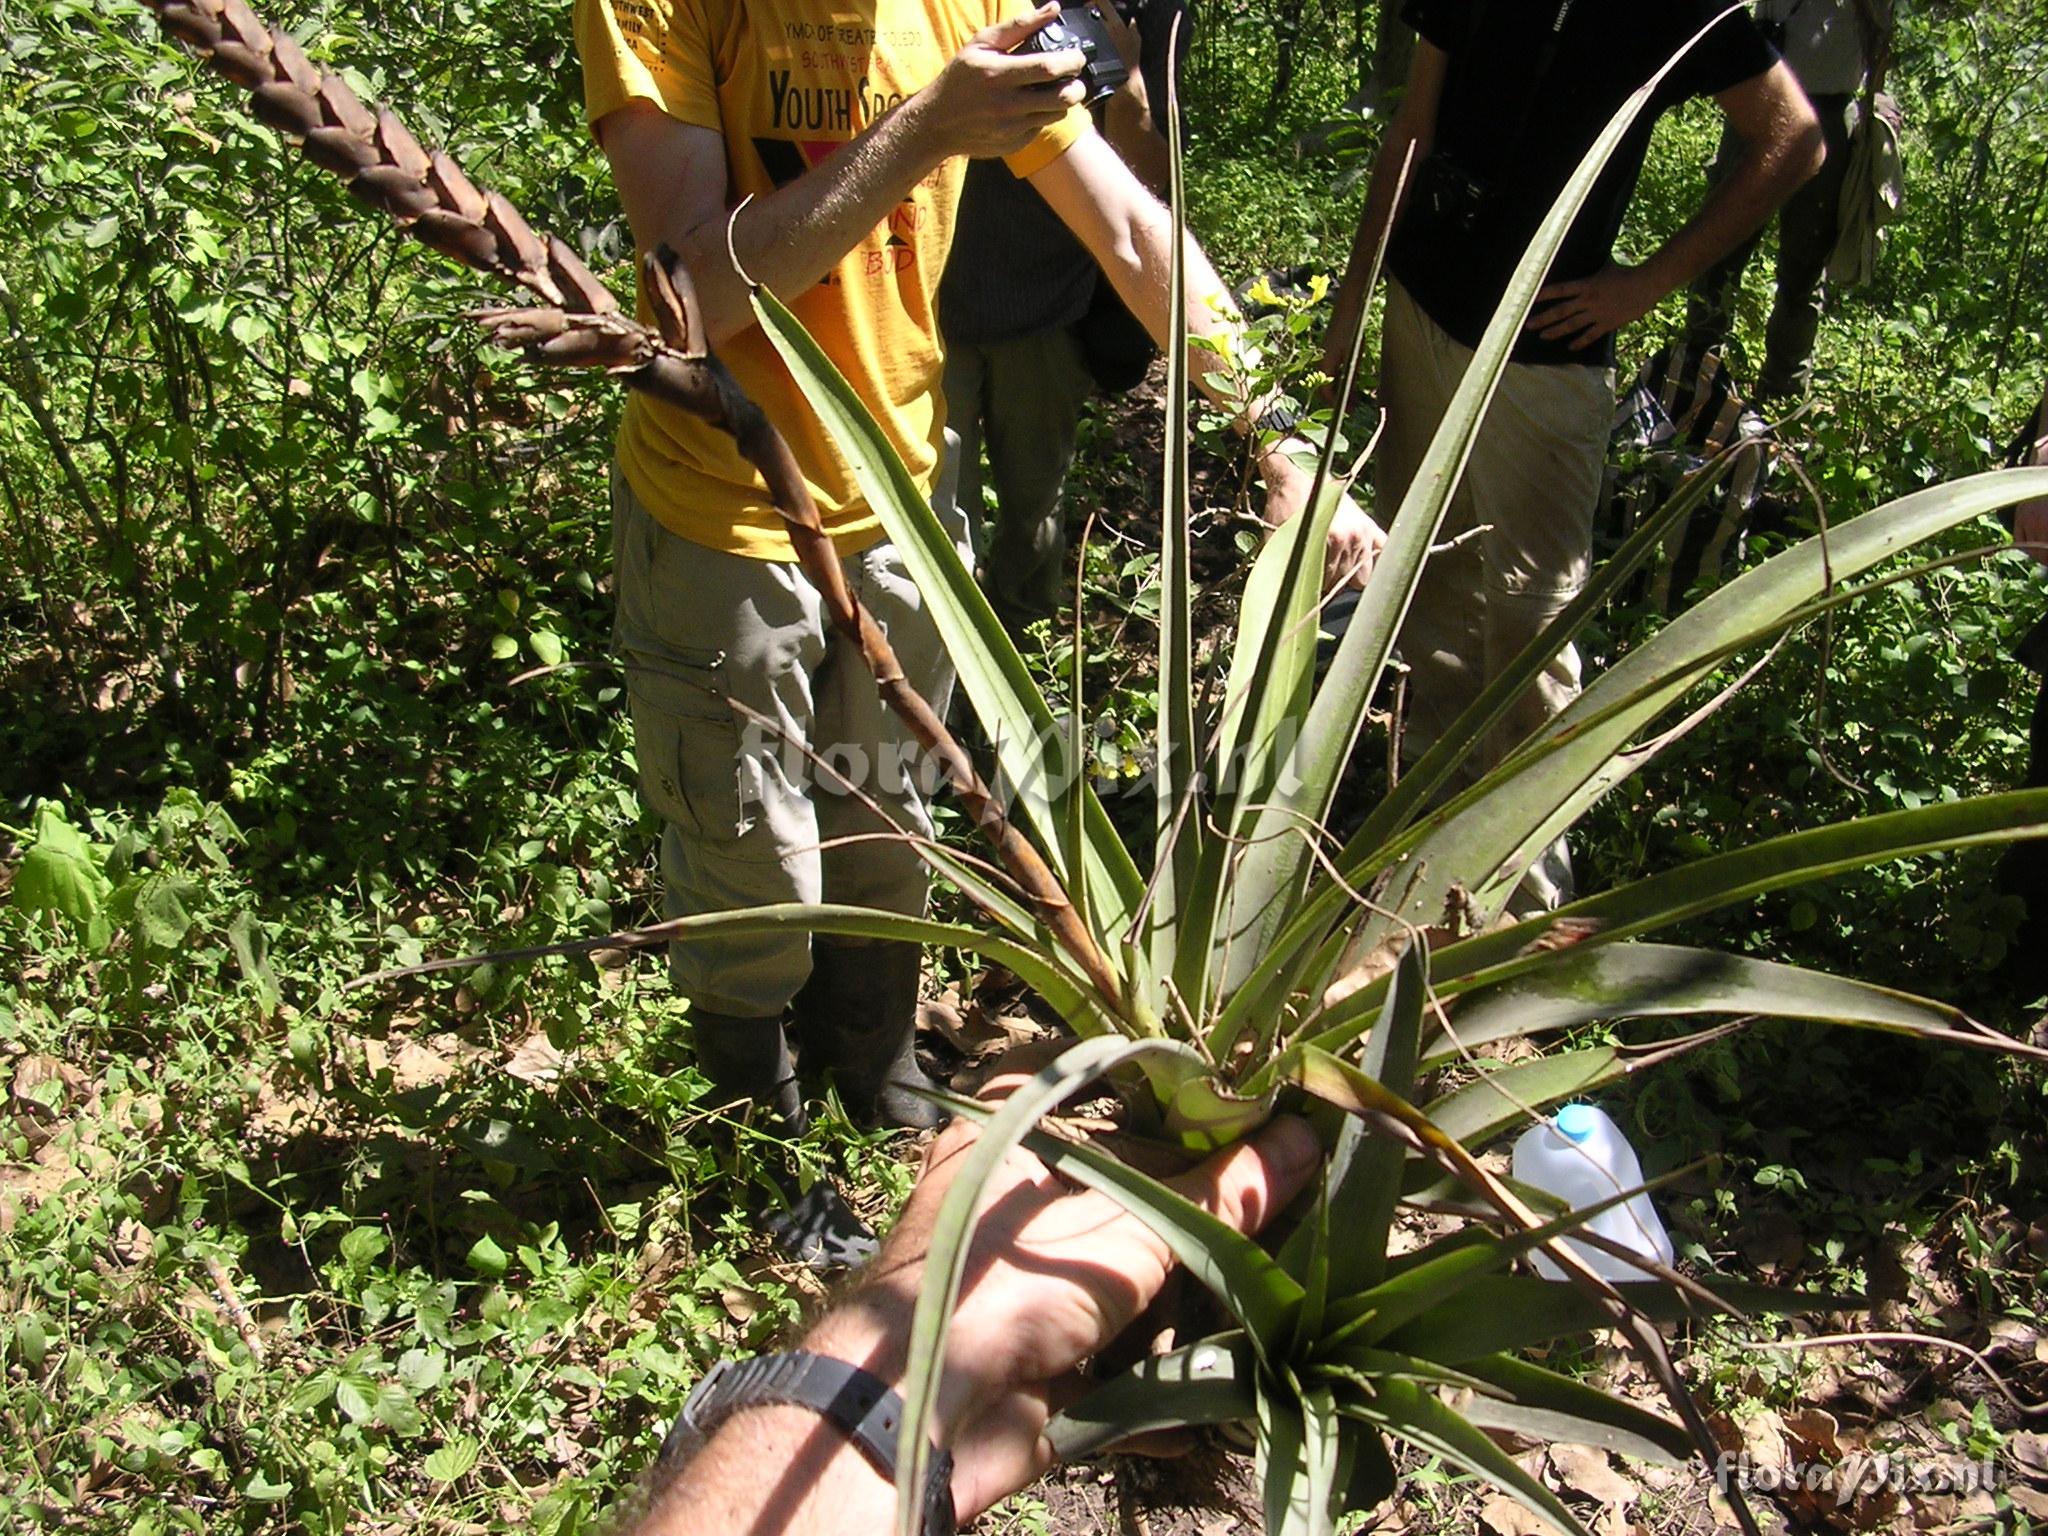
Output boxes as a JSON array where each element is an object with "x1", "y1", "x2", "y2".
[
  {"x1": 1031, "y1": 133, "x2": 1388, "y2": 586},
  {"x1": 599, "y1": 6, "x2": 1087, "y2": 345},
  {"x1": 1526, "y1": 60, "x2": 1823, "y2": 352},
  {"x1": 619, "y1": 1109, "x2": 1320, "y2": 1535}
]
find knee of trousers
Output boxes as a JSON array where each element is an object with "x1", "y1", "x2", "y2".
[{"x1": 657, "y1": 825, "x2": 820, "y2": 1017}]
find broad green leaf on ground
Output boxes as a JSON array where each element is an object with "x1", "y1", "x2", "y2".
[{"x1": 13, "y1": 802, "x2": 110, "y2": 922}]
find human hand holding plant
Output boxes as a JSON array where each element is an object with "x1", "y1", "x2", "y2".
[
  {"x1": 1259, "y1": 442, "x2": 1387, "y2": 590},
  {"x1": 617, "y1": 1064, "x2": 1318, "y2": 1536},
  {"x1": 814, "y1": 1096, "x2": 1319, "y2": 1520}
]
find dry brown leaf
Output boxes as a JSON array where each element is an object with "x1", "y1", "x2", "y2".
[
  {"x1": 916, "y1": 997, "x2": 971, "y2": 1053},
  {"x1": 110, "y1": 1217, "x2": 154, "y2": 1267},
  {"x1": 1737, "y1": 1408, "x2": 1790, "y2": 1470},
  {"x1": 2007, "y1": 1487, "x2": 2048, "y2": 1518},
  {"x1": 1549, "y1": 1443, "x2": 1638, "y2": 1507},
  {"x1": 1781, "y1": 1406, "x2": 1843, "y2": 1462},
  {"x1": 1477, "y1": 1493, "x2": 1554, "y2": 1536},
  {"x1": 503, "y1": 1032, "x2": 566, "y2": 1086},
  {"x1": 2009, "y1": 1429, "x2": 2048, "y2": 1483}
]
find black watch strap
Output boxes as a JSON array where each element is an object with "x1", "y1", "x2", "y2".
[
  {"x1": 1254, "y1": 400, "x2": 1302, "y2": 437},
  {"x1": 666, "y1": 1352, "x2": 957, "y2": 1536}
]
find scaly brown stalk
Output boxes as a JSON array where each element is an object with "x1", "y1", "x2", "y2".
[{"x1": 144, "y1": 0, "x2": 1122, "y2": 1009}]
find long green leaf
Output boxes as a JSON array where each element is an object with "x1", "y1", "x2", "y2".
[
  {"x1": 1046, "y1": 1334, "x2": 1255, "y2": 1461},
  {"x1": 1455, "y1": 1353, "x2": 1692, "y2": 1463},
  {"x1": 748, "y1": 285, "x2": 1145, "y2": 941},
  {"x1": 1278, "y1": 943, "x2": 1426, "y2": 1295},
  {"x1": 1313, "y1": 1344, "x2": 1496, "y2": 1396},
  {"x1": 1420, "y1": 1027, "x2": 1740, "y2": 1149},
  {"x1": 1334, "y1": 1425, "x2": 1398, "y2": 1522},
  {"x1": 1260, "y1": 471, "x2": 2048, "y2": 1054},
  {"x1": 1346, "y1": 451, "x2": 1732, "y2": 864},
  {"x1": 1300, "y1": 1385, "x2": 1343, "y2": 1536},
  {"x1": 1340, "y1": 1378, "x2": 1589, "y2": 1536},
  {"x1": 1383, "y1": 1273, "x2": 1851, "y2": 1364},
  {"x1": 1207, "y1": 21, "x2": 1723, "y2": 1011},
  {"x1": 1318, "y1": 1158, "x2": 1699, "y2": 1348},
  {"x1": 1372, "y1": 465, "x2": 2048, "y2": 933},
  {"x1": 1284, "y1": 1147, "x2": 1335, "y2": 1355},
  {"x1": 1148, "y1": 65, "x2": 1205, "y2": 1001},
  {"x1": 360, "y1": 899, "x2": 1121, "y2": 1035},
  {"x1": 1291, "y1": 787, "x2": 2048, "y2": 1068},
  {"x1": 893, "y1": 1037, "x2": 1199, "y2": 1535},
  {"x1": 1427, "y1": 791, "x2": 2048, "y2": 1006},
  {"x1": 1256, "y1": 1379, "x2": 1318, "y2": 1536},
  {"x1": 1428, "y1": 942, "x2": 2029, "y2": 1065}
]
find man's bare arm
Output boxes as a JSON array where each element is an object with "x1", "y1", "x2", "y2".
[
  {"x1": 620, "y1": 1110, "x2": 1319, "y2": 1536},
  {"x1": 1092, "y1": 0, "x2": 1169, "y2": 195},
  {"x1": 1527, "y1": 60, "x2": 1823, "y2": 351},
  {"x1": 1319, "y1": 37, "x2": 1449, "y2": 378},
  {"x1": 1031, "y1": 132, "x2": 1387, "y2": 586},
  {"x1": 600, "y1": 6, "x2": 1087, "y2": 345}
]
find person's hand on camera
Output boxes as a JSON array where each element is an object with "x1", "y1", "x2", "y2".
[
  {"x1": 1527, "y1": 260, "x2": 1662, "y2": 351},
  {"x1": 809, "y1": 1092, "x2": 1319, "y2": 1521},
  {"x1": 921, "y1": 4, "x2": 1088, "y2": 159}
]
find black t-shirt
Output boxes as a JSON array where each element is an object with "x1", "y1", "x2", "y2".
[{"x1": 1388, "y1": 0, "x2": 1777, "y2": 367}]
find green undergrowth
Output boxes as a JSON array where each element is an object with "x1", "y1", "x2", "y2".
[{"x1": 7, "y1": 0, "x2": 2048, "y2": 1530}]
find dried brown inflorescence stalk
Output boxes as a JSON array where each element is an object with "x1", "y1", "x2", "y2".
[{"x1": 146, "y1": 0, "x2": 1121, "y2": 1007}]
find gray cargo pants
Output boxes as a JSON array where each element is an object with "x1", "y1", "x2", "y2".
[{"x1": 611, "y1": 467, "x2": 968, "y2": 1017}]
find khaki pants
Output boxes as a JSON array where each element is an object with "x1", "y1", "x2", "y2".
[
  {"x1": 1377, "y1": 282, "x2": 1615, "y2": 912},
  {"x1": 611, "y1": 469, "x2": 968, "y2": 1016},
  {"x1": 942, "y1": 326, "x2": 1097, "y2": 631}
]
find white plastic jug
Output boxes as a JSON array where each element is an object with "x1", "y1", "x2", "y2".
[{"x1": 1511, "y1": 1103, "x2": 1674, "y2": 1282}]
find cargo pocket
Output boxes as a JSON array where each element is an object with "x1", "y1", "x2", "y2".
[{"x1": 622, "y1": 648, "x2": 745, "y2": 846}]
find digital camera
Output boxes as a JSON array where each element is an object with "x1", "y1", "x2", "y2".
[
  {"x1": 1414, "y1": 150, "x2": 1497, "y2": 238},
  {"x1": 1011, "y1": 3, "x2": 1131, "y2": 108}
]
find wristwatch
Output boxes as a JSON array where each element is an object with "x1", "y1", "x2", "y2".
[
  {"x1": 664, "y1": 1352, "x2": 957, "y2": 1536},
  {"x1": 1253, "y1": 400, "x2": 1302, "y2": 437}
]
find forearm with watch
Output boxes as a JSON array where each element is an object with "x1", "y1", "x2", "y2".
[
  {"x1": 618, "y1": 1104, "x2": 1321, "y2": 1536},
  {"x1": 632, "y1": 1309, "x2": 966, "y2": 1536}
]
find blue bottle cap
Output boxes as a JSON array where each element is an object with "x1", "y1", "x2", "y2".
[{"x1": 1554, "y1": 1103, "x2": 1599, "y2": 1143}]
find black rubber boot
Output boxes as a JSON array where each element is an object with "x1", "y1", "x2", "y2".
[
  {"x1": 793, "y1": 942, "x2": 946, "y2": 1132},
  {"x1": 690, "y1": 1010, "x2": 806, "y2": 1130},
  {"x1": 690, "y1": 1010, "x2": 877, "y2": 1271}
]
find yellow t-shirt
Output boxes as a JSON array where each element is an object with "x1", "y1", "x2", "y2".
[{"x1": 577, "y1": 0, "x2": 1088, "y2": 559}]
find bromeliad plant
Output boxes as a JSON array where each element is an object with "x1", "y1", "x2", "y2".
[{"x1": 143, "y1": 2, "x2": 2048, "y2": 1532}]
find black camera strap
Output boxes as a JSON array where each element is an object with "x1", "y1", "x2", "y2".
[{"x1": 1498, "y1": 0, "x2": 1579, "y2": 149}]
